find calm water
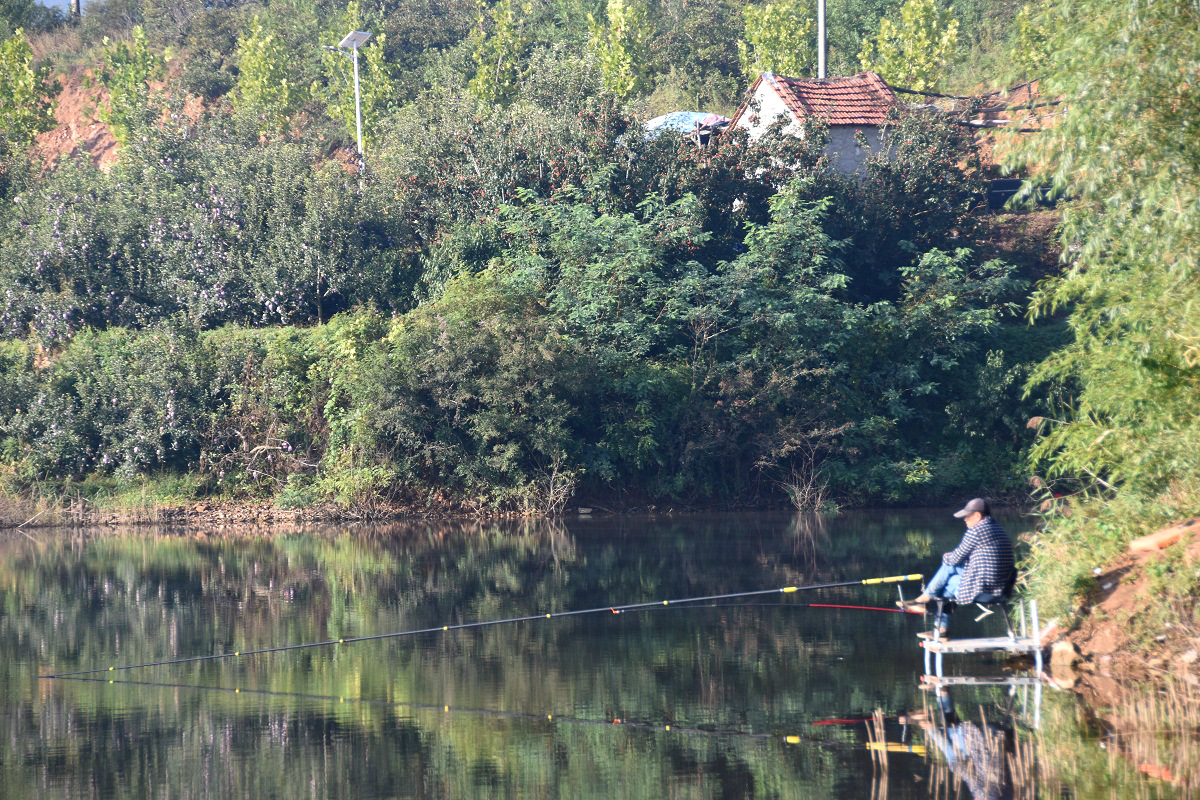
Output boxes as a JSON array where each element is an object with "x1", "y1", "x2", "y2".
[{"x1": 0, "y1": 511, "x2": 1187, "y2": 798}]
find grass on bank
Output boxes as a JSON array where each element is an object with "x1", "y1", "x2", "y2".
[
  {"x1": 0, "y1": 470, "x2": 232, "y2": 524},
  {"x1": 1024, "y1": 485, "x2": 1200, "y2": 651}
]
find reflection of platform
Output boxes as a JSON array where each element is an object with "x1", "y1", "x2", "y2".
[
  {"x1": 920, "y1": 675, "x2": 1041, "y2": 688},
  {"x1": 919, "y1": 672, "x2": 1047, "y2": 730},
  {"x1": 921, "y1": 600, "x2": 1044, "y2": 677}
]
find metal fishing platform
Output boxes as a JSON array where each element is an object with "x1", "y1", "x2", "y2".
[{"x1": 920, "y1": 599, "x2": 1044, "y2": 678}]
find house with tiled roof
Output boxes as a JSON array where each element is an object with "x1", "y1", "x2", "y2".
[{"x1": 728, "y1": 71, "x2": 900, "y2": 173}]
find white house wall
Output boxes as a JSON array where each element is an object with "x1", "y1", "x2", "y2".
[
  {"x1": 734, "y1": 84, "x2": 800, "y2": 140},
  {"x1": 827, "y1": 126, "x2": 883, "y2": 174},
  {"x1": 734, "y1": 83, "x2": 885, "y2": 174}
]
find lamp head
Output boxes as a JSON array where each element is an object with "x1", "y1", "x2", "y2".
[{"x1": 337, "y1": 30, "x2": 372, "y2": 49}]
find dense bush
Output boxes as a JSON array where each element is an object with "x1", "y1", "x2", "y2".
[
  {"x1": 0, "y1": 116, "x2": 409, "y2": 342},
  {"x1": 0, "y1": 40, "x2": 1058, "y2": 512}
]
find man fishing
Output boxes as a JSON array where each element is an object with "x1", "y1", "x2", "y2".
[{"x1": 900, "y1": 498, "x2": 1015, "y2": 638}]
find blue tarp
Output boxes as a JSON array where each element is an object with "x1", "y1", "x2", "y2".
[{"x1": 643, "y1": 111, "x2": 711, "y2": 138}]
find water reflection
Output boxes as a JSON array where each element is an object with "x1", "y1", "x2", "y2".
[{"x1": 0, "y1": 512, "x2": 1191, "y2": 798}]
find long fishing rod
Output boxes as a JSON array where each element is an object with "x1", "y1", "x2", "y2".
[
  {"x1": 642, "y1": 601, "x2": 920, "y2": 614},
  {"x1": 37, "y1": 572, "x2": 922, "y2": 679}
]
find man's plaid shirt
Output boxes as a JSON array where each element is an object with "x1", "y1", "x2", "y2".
[{"x1": 942, "y1": 517, "x2": 1015, "y2": 603}]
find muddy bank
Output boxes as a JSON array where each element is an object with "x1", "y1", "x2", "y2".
[{"x1": 1047, "y1": 519, "x2": 1200, "y2": 704}]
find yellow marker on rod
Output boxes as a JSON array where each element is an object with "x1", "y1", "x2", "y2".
[{"x1": 861, "y1": 574, "x2": 923, "y2": 585}]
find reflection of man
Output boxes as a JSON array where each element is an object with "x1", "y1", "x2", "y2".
[
  {"x1": 910, "y1": 689, "x2": 1013, "y2": 800},
  {"x1": 900, "y1": 499, "x2": 1015, "y2": 637}
]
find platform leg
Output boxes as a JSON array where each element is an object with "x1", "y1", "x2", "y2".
[
  {"x1": 1031, "y1": 600, "x2": 1043, "y2": 674},
  {"x1": 924, "y1": 641, "x2": 931, "y2": 675}
]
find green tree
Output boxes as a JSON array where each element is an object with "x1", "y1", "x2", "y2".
[
  {"x1": 0, "y1": 29, "x2": 55, "y2": 148},
  {"x1": 97, "y1": 26, "x2": 165, "y2": 148},
  {"x1": 1003, "y1": 0, "x2": 1200, "y2": 615},
  {"x1": 234, "y1": 15, "x2": 308, "y2": 135},
  {"x1": 1009, "y1": 3, "x2": 1049, "y2": 80},
  {"x1": 1, "y1": 0, "x2": 60, "y2": 38},
  {"x1": 737, "y1": 0, "x2": 815, "y2": 79},
  {"x1": 858, "y1": 0, "x2": 958, "y2": 91},
  {"x1": 587, "y1": 0, "x2": 652, "y2": 98},
  {"x1": 467, "y1": 0, "x2": 532, "y2": 105},
  {"x1": 1008, "y1": 0, "x2": 1200, "y2": 498}
]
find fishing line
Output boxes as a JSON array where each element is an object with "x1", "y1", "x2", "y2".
[
  {"x1": 52, "y1": 674, "x2": 924, "y2": 754},
  {"x1": 37, "y1": 573, "x2": 922, "y2": 679}
]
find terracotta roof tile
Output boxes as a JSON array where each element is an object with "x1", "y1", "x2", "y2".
[
  {"x1": 770, "y1": 71, "x2": 899, "y2": 126},
  {"x1": 728, "y1": 71, "x2": 900, "y2": 131}
]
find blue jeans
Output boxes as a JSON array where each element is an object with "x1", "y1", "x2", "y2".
[
  {"x1": 925, "y1": 564, "x2": 963, "y2": 632},
  {"x1": 926, "y1": 563, "x2": 963, "y2": 600}
]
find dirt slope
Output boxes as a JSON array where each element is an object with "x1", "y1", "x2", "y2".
[
  {"x1": 1052, "y1": 519, "x2": 1200, "y2": 700},
  {"x1": 34, "y1": 68, "x2": 119, "y2": 171}
]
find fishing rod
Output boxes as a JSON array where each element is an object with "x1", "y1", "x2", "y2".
[
  {"x1": 37, "y1": 572, "x2": 922, "y2": 679},
  {"x1": 53, "y1": 674, "x2": 925, "y2": 755},
  {"x1": 634, "y1": 601, "x2": 920, "y2": 614}
]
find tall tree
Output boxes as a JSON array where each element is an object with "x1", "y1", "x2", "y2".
[
  {"x1": 468, "y1": 0, "x2": 532, "y2": 105},
  {"x1": 233, "y1": 15, "x2": 307, "y2": 134},
  {"x1": 1009, "y1": 2, "x2": 1049, "y2": 80},
  {"x1": 588, "y1": 0, "x2": 652, "y2": 97},
  {"x1": 97, "y1": 26, "x2": 165, "y2": 148},
  {"x1": 0, "y1": 28, "x2": 55, "y2": 148},
  {"x1": 738, "y1": 0, "x2": 815, "y2": 79},
  {"x1": 858, "y1": 0, "x2": 958, "y2": 90},
  {"x1": 1005, "y1": 0, "x2": 1200, "y2": 503}
]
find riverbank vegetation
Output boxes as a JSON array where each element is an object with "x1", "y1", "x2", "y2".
[
  {"x1": 1000, "y1": 0, "x2": 1200, "y2": 646},
  {"x1": 0, "y1": 0, "x2": 1066, "y2": 517}
]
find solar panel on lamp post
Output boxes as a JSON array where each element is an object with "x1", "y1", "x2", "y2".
[{"x1": 323, "y1": 30, "x2": 373, "y2": 168}]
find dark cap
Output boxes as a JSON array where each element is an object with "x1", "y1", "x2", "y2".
[{"x1": 953, "y1": 498, "x2": 990, "y2": 519}]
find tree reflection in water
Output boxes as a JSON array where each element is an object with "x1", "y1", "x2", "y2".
[{"x1": 0, "y1": 512, "x2": 1190, "y2": 799}]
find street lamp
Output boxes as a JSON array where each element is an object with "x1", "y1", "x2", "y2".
[{"x1": 323, "y1": 30, "x2": 372, "y2": 166}]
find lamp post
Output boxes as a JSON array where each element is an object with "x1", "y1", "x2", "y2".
[
  {"x1": 323, "y1": 30, "x2": 372, "y2": 167},
  {"x1": 817, "y1": 0, "x2": 826, "y2": 79}
]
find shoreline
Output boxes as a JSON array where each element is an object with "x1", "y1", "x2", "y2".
[{"x1": 0, "y1": 493, "x2": 1037, "y2": 531}]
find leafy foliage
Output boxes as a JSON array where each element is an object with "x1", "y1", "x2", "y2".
[
  {"x1": 96, "y1": 25, "x2": 165, "y2": 147},
  {"x1": 0, "y1": 29, "x2": 56, "y2": 149},
  {"x1": 0, "y1": 27, "x2": 1059, "y2": 512},
  {"x1": 233, "y1": 15, "x2": 308, "y2": 135},
  {"x1": 858, "y1": 0, "x2": 959, "y2": 91},
  {"x1": 999, "y1": 0, "x2": 1200, "y2": 616},
  {"x1": 588, "y1": 0, "x2": 652, "y2": 98},
  {"x1": 467, "y1": 0, "x2": 532, "y2": 105},
  {"x1": 0, "y1": 116, "x2": 407, "y2": 341},
  {"x1": 0, "y1": 0, "x2": 61, "y2": 39},
  {"x1": 1009, "y1": 3, "x2": 1049, "y2": 81},
  {"x1": 737, "y1": 0, "x2": 815, "y2": 79}
]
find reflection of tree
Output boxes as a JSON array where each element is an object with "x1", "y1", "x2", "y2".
[{"x1": 0, "y1": 513, "x2": 1023, "y2": 798}]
